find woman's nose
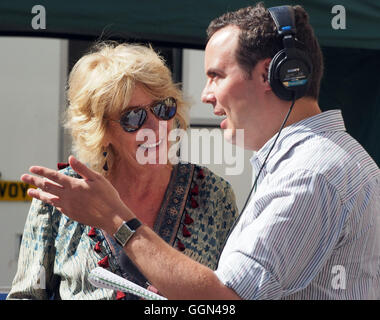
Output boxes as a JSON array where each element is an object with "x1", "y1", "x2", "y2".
[{"x1": 144, "y1": 110, "x2": 159, "y2": 128}]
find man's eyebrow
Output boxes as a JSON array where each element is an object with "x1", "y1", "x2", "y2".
[{"x1": 206, "y1": 68, "x2": 224, "y2": 77}]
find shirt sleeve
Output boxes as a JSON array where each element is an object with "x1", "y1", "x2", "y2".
[
  {"x1": 7, "y1": 199, "x2": 60, "y2": 300},
  {"x1": 215, "y1": 169, "x2": 346, "y2": 300}
]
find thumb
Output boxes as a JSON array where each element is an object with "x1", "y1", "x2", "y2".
[{"x1": 68, "y1": 155, "x2": 97, "y2": 181}]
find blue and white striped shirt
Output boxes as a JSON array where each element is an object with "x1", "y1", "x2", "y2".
[{"x1": 215, "y1": 110, "x2": 380, "y2": 299}]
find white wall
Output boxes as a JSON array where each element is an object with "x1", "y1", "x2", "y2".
[
  {"x1": 182, "y1": 49, "x2": 222, "y2": 126},
  {"x1": 0, "y1": 37, "x2": 68, "y2": 289}
]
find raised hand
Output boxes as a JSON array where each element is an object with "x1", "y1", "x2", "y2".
[{"x1": 20, "y1": 155, "x2": 130, "y2": 233}]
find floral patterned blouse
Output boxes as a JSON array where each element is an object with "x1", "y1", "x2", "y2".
[{"x1": 7, "y1": 162, "x2": 238, "y2": 300}]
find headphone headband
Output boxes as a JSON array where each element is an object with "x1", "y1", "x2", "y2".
[
  {"x1": 267, "y1": 5, "x2": 312, "y2": 101},
  {"x1": 268, "y1": 5, "x2": 296, "y2": 36}
]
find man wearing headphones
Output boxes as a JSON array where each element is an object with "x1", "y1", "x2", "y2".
[
  {"x1": 22, "y1": 4, "x2": 380, "y2": 299},
  {"x1": 199, "y1": 4, "x2": 379, "y2": 299}
]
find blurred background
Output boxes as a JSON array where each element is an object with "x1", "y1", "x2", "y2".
[{"x1": 0, "y1": 0, "x2": 379, "y2": 297}]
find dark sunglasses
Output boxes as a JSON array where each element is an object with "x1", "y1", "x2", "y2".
[{"x1": 111, "y1": 97, "x2": 177, "y2": 133}]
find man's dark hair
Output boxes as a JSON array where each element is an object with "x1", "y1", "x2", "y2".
[{"x1": 207, "y1": 3, "x2": 324, "y2": 100}]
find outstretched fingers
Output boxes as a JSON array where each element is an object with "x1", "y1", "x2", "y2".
[
  {"x1": 28, "y1": 165, "x2": 71, "y2": 188},
  {"x1": 20, "y1": 164, "x2": 78, "y2": 204},
  {"x1": 20, "y1": 157, "x2": 115, "y2": 226},
  {"x1": 68, "y1": 155, "x2": 99, "y2": 181},
  {"x1": 27, "y1": 187, "x2": 61, "y2": 208},
  {"x1": 21, "y1": 172, "x2": 63, "y2": 192}
]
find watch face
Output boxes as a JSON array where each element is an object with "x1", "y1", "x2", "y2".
[{"x1": 114, "y1": 222, "x2": 134, "y2": 247}]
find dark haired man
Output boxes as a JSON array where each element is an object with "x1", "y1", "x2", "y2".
[
  {"x1": 22, "y1": 3, "x2": 380, "y2": 299},
  {"x1": 200, "y1": 4, "x2": 379, "y2": 299}
]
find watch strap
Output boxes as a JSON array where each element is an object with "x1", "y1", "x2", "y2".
[{"x1": 126, "y1": 218, "x2": 142, "y2": 231}]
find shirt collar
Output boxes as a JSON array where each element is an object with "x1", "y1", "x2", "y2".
[{"x1": 250, "y1": 109, "x2": 346, "y2": 172}]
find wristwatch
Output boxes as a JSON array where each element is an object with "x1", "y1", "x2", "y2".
[{"x1": 113, "y1": 218, "x2": 142, "y2": 247}]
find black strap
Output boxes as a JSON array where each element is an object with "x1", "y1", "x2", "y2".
[{"x1": 126, "y1": 218, "x2": 142, "y2": 231}]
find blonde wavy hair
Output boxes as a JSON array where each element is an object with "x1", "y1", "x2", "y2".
[{"x1": 64, "y1": 42, "x2": 189, "y2": 174}]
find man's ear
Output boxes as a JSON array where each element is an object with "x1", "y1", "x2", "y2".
[{"x1": 261, "y1": 58, "x2": 272, "y2": 91}]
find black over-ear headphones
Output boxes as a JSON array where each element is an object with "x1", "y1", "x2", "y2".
[{"x1": 268, "y1": 5, "x2": 312, "y2": 101}]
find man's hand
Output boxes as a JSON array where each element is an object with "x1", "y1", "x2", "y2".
[
  {"x1": 20, "y1": 156, "x2": 241, "y2": 300},
  {"x1": 20, "y1": 155, "x2": 130, "y2": 233}
]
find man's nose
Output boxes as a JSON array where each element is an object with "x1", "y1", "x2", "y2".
[{"x1": 201, "y1": 85, "x2": 216, "y2": 104}]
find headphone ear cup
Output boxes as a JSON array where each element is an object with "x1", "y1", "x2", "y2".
[
  {"x1": 268, "y1": 49, "x2": 312, "y2": 101},
  {"x1": 268, "y1": 49, "x2": 294, "y2": 101}
]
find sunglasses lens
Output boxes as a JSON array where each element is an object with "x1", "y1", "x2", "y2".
[
  {"x1": 120, "y1": 108, "x2": 147, "y2": 132},
  {"x1": 151, "y1": 97, "x2": 177, "y2": 120},
  {"x1": 118, "y1": 98, "x2": 176, "y2": 133}
]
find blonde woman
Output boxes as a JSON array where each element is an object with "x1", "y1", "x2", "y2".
[{"x1": 8, "y1": 43, "x2": 238, "y2": 300}]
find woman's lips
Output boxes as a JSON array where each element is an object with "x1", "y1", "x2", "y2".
[{"x1": 139, "y1": 139, "x2": 163, "y2": 149}]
